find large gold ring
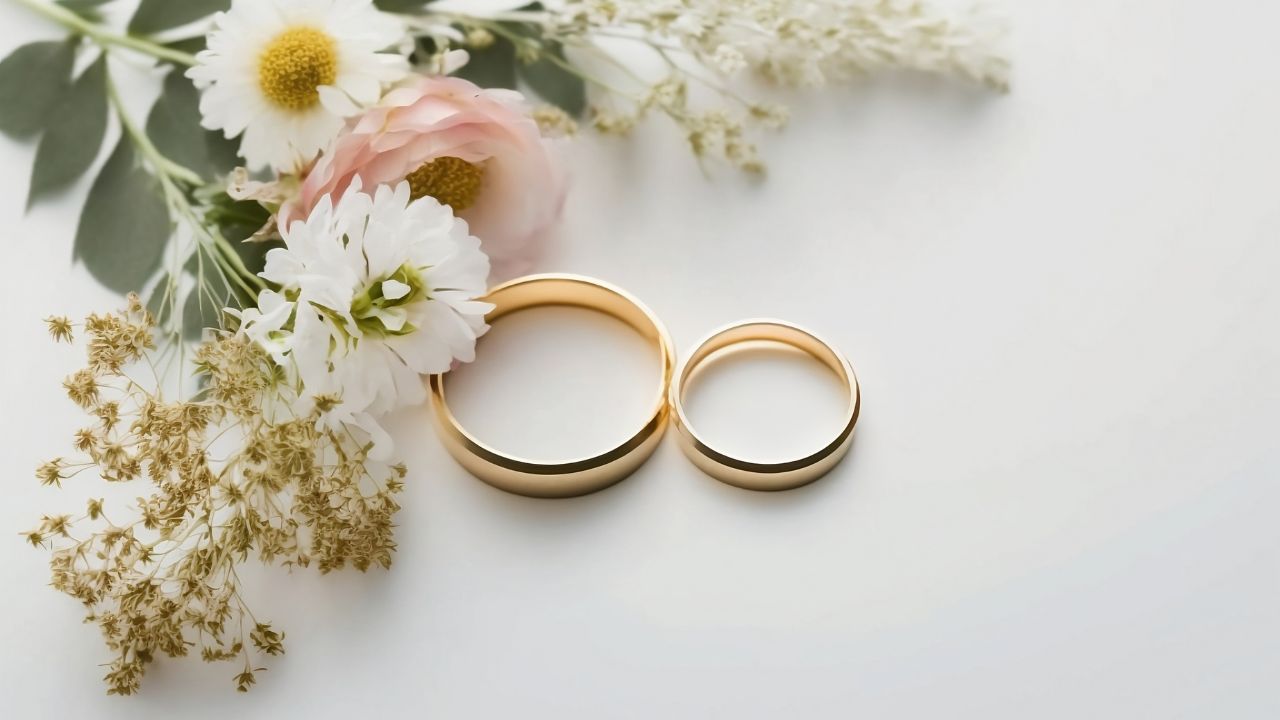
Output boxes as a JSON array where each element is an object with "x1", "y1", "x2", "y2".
[
  {"x1": 669, "y1": 319, "x2": 861, "y2": 491},
  {"x1": 428, "y1": 274, "x2": 675, "y2": 498}
]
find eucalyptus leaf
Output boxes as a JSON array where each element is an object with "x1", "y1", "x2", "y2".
[
  {"x1": 129, "y1": 0, "x2": 229, "y2": 35},
  {"x1": 518, "y1": 41, "x2": 586, "y2": 117},
  {"x1": 0, "y1": 39, "x2": 78, "y2": 139},
  {"x1": 28, "y1": 56, "x2": 109, "y2": 208},
  {"x1": 74, "y1": 139, "x2": 170, "y2": 294},
  {"x1": 147, "y1": 69, "x2": 239, "y2": 178}
]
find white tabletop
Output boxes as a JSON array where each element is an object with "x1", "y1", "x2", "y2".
[{"x1": 1, "y1": 1, "x2": 1277, "y2": 717}]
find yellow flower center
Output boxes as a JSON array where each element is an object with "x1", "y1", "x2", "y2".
[
  {"x1": 257, "y1": 27, "x2": 338, "y2": 111},
  {"x1": 405, "y1": 157, "x2": 485, "y2": 212}
]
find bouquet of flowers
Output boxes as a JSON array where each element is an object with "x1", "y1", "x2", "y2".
[{"x1": 8, "y1": 0, "x2": 1008, "y2": 694}]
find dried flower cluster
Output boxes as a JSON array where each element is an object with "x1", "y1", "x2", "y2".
[
  {"x1": 9, "y1": 0, "x2": 1010, "y2": 697},
  {"x1": 551, "y1": 0, "x2": 1010, "y2": 88},
  {"x1": 30, "y1": 296, "x2": 404, "y2": 695}
]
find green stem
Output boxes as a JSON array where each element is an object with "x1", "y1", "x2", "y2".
[
  {"x1": 108, "y1": 73, "x2": 263, "y2": 314},
  {"x1": 105, "y1": 74, "x2": 204, "y2": 186},
  {"x1": 211, "y1": 231, "x2": 267, "y2": 294},
  {"x1": 15, "y1": 0, "x2": 198, "y2": 66}
]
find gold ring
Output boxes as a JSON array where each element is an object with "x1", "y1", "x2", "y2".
[
  {"x1": 669, "y1": 320, "x2": 861, "y2": 491},
  {"x1": 428, "y1": 274, "x2": 675, "y2": 498}
]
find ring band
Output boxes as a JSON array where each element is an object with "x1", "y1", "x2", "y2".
[
  {"x1": 428, "y1": 274, "x2": 675, "y2": 498},
  {"x1": 669, "y1": 320, "x2": 861, "y2": 491}
]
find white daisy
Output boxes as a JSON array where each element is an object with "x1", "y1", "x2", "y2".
[
  {"x1": 240, "y1": 179, "x2": 493, "y2": 454},
  {"x1": 188, "y1": 0, "x2": 409, "y2": 173}
]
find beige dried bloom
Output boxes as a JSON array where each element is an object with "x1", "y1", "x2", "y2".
[
  {"x1": 63, "y1": 369, "x2": 100, "y2": 409},
  {"x1": 532, "y1": 104, "x2": 579, "y2": 136},
  {"x1": 591, "y1": 108, "x2": 637, "y2": 135},
  {"x1": 36, "y1": 458, "x2": 68, "y2": 487},
  {"x1": 45, "y1": 315, "x2": 74, "y2": 343},
  {"x1": 33, "y1": 301, "x2": 405, "y2": 695}
]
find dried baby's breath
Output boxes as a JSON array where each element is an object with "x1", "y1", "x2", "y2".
[
  {"x1": 532, "y1": 104, "x2": 579, "y2": 137},
  {"x1": 449, "y1": 0, "x2": 1009, "y2": 171},
  {"x1": 45, "y1": 315, "x2": 74, "y2": 343},
  {"x1": 32, "y1": 300, "x2": 404, "y2": 695}
]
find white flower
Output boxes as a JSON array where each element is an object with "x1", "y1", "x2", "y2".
[
  {"x1": 240, "y1": 180, "x2": 493, "y2": 454},
  {"x1": 187, "y1": 0, "x2": 409, "y2": 173}
]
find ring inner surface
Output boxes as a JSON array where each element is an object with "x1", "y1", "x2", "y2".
[{"x1": 677, "y1": 322, "x2": 855, "y2": 471}]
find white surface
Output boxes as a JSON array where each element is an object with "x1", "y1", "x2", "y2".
[{"x1": 2, "y1": 1, "x2": 1279, "y2": 717}]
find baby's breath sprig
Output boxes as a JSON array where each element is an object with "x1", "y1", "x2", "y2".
[
  {"x1": 422, "y1": 0, "x2": 1009, "y2": 172},
  {"x1": 31, "y1": 296, "x2": 404, "y2": 695}
]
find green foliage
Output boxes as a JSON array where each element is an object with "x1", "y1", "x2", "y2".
[
  {"x1": 183, "y1": 249, "x2": 237, "y2": 340},
  {"x1": 129, "y1": 0, "x2": 230, "y2": 35},
  {"x1": 0, "y1": 39, "x2": 78, "y2": 139},
  {"x1": 146, "y1": 69, "x2": 239, "y2": 179},
  {"x1": 179, "y1": 192, "x2": 275, "y2": 338},
  {"x1": 451, "y1": 5, "x2": 588, "y2": 117},
  {"x1": 374, "y1": 0, "x2": 434, "y2": 11},
  {"x1": 28, "y1": 55, "x2": 109, "y2": 208},
  {"x1": 454, "y1": 32, "x2": 518, "y2": 90},
  {"x1": 181, "y1": 235, "x2": 273, "y2": 340},
  {"x1": 145, "y1": 271, "x2": 176, "y2": 328},
  {"x1": 206, "y1": 194, "x2": 274, "y2": 245},
  {"x1": 74, "y1": 139, "x2": 170, "y2": 293},
  {"x1": 56, "y1": 0, "x2": 115, "y2": 22},
  {"x1": 165, "y1": 35, "x2": 208, "y2": 56},
  {"x1": 517, "y1": 40, "x2": 586, "y2": 117}
]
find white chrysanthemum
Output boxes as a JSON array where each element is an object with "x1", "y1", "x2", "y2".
[
  {"x1": 240, "y1": 180, "x2": 492, "y2": 454},
  {"x1": 187, "y1": 0, "x2": 409, "y2": 173}
]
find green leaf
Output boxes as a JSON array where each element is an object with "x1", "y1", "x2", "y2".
[
  {"x1": 28, "y1": 56, "x2": 109, "y2": 208},
  {"x1": 0, "y1": 39, "x2": 78, "y2": 139},
  {"x1": 146, "y1": 69, "x2": 240, "y2": 178},
  {"x1": 74, "y1": 138, "x2": 170, "y2": 294},
  {"x1": 165, "y1": 35, "x2": 208, "y2": 57},
  {"x1": 57, "y1": 0, "x2": 115, "y2": 22},
  {"x1": 517, "y1": 41, "x2": 586, "y2": 117},
  {"x1": 230, "y1": 235, "x2": 275, "y2": 276},
  {"x1": 128, "y1": 0, "x2": 229, "y2": 35},
  {"x1": 451, "y1": 8, "x2": 585, "y2": 115},
  {"x1": 207, "y1": 197, "x2": 273, "y2": 246},
  {"x1": 453, "y1": 34, "x2": 518, "y2": 90},
  {"x1": 374, "y1": 0, "x2": 432, "y2": 10}
]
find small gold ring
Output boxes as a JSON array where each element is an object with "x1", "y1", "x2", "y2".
[
  {"x1": 669, "y1": 320, "x2": 861, "y2": 491},
  {"x1": 428, "y1": 274, "x2": 675, "y2": 498}
]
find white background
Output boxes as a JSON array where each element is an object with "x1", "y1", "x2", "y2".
[{"x1": 2, "y1": 1, "x2": 1279, "y2": 717}]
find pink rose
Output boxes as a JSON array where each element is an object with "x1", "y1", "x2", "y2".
[{"x1": 284, "y1": 74, "x2": 564, "y2": 280}]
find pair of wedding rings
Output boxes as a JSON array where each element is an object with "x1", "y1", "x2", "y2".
[{"x1": 428, "y1": 274, "x2": 861, "y2": 498}]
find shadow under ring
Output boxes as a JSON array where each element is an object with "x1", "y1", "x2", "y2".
[{"x1": 428, "y1": 273, "x2": 675, "y2": 499}]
